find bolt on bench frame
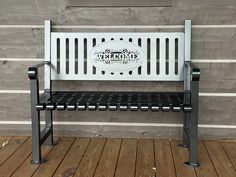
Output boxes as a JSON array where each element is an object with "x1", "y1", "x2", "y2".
[{"x1": 28, "y1": 20, "x2": 200, "y2": 167}]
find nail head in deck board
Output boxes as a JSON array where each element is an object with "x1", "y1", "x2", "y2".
[
  {"x1": 0, "y1": 136, "x2": 28, "y2": 166},
  {"x1": 220, "y1": 140, "x2": 236, "y2": 170},
  {"x1": 204, "y1": 141, "x2": 236, "y2": 177},
  {"x1": 32, "y1": 137, "x2": 75, "y2": 177},
  {"x1": 73, "y1": 138, "x2": 106, "y2": 177},
  {"x1": 0, "y1": 138, "x2": 32, "y2": 177},
  {"x1": 171, "y1": 140, "x2": 197, "y2": 177},
  {"x1": 11, "y1": 137, "x2": 60, "y2": 177},
  {"x1": 94, "y1": 139, "x2": 122, "y2": 177},
  {"x1": 195, "y1": 141, "x2": 218, "y2": 177},
  {"x1": 135, "y1": 139, "x2": 156, "y2": 177},
  {"x1": 154, "y1": 139, "x2": 176, "y2": 177},
  {"x1": 66, "y1": 0, "x2": 171, "y2": 7},
  {"x1": 114, "y1": 139, "x2": 137, "y2": 177},
  {"x1": 53, "y1": 137, "x2": 91, "y2": 177}
]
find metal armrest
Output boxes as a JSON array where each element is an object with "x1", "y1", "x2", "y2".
[
  {"x1": 28, "y1": 61, "x2": 50, "y2": 79},
  {"x1": 185, "y1": 61, "x2": 200, "y2": 81}
]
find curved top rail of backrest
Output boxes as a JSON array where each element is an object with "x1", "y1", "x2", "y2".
[{"x1": 44, "y1": 20, "x2": 191, "y2": 89}]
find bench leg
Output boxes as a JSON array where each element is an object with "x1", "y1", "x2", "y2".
[
  {"x1": 185, "y1": 81, "x2": 200, "y2": 167},
  {"x1": 30, "y1": 79, "x2": 42, "y2": 164},
  {"x1": 31, "y1": 109, "x2": 42, "y2": 164},
  {"x1": 45, "y1": 110, "x2": 54, "y2": 146},
  {"x1": 179, "y1": 112, "x2": 190, "y2": 148}
]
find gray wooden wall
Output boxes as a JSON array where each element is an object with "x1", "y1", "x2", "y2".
[{"x1": 0, "y1": 0, "x2": 236, "y2": 139}]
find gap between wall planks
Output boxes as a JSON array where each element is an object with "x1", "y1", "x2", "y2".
[
  {"x1": 0, "y1": 24, "x2": 236, "y2": 29},
  {"x1": 2, "y1": 121, "x2": 236, "y2": 129},
  {"x1": 0, "y1": 90, "x2": 236, "y2": 97},
  {"x1": 1, "y1": 58, "x2": 236, "y2": 63}
]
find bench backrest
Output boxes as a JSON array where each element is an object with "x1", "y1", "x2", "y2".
[{"x1": 44, "y1": 20, "x2": 191, "y2": 90}]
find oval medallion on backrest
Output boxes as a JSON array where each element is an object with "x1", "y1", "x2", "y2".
[{"x1": 90, "y1": 41, "x2": 144, "y2": 72}]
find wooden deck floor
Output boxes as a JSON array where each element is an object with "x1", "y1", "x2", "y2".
[{"x1": 0, "y1": 137, "x2": 236, "y2": 177}]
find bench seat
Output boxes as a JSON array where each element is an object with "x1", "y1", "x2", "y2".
[{"x1": 37, "y1": 91, "x2": 191, "y2": 112}]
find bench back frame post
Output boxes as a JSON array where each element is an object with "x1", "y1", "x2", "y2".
[
  {"x1": 184, "y1": 20, "x2": 191, "y2": 91},
  {"x1": 44, "y1": 20, "x2": 52, "y2": 93},
  {"x1": 44, "y1": 20, "x2": 54, "y2": 146}
]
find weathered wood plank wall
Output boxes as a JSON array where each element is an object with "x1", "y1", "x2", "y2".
[{"x1": 0, "y1": 0, "x2": 235, "y2": 138}]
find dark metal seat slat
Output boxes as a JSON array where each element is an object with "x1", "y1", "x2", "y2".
[
  {"x1": 66, "y1": 92, "x2": 82, "y2": 110},
  {"x1": 45, "y1": 92, "x2": 65, "y2": 110},
  {"x1": 55, "y1": 93, "x2": 73, "y2": 110},
  {"x1": 108, "y1": 93, "x2": 120, "y2": 111},
  {"x1": 77, "y1": 93, "x2": 91, "y2": 110},
  {"x1": 38, "y1": 91, "x2": 187, "y2": 112},
  {"x1": 97, "y1": 94, "x2": 111, "y2": 111}
]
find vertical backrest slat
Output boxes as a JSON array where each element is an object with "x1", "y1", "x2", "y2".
[
  {"x1": 44, "y1": 20, "x2": 51, "y2": 91},
  {"x1": 86, "y1": 38, "x2": 93, "y2": 76},
  {"x1": 150, "y1": 38, "x2": 156, "y2": 76},
  {"x1": 69, "y1": 37, "x2": 75, "y2": 75},
  {"x1": 95, "y1": 37, "x2": 104, "y2": 76},
  {"x1": 178, "y1": 37, "x2": 184, "y2": 77},
  {"x1": 169, "y1": 37, "x2": 175, "y2": 76},
  {"x1": 121, "y1": 36, "x2": 130, "y2": 77},
  {"x1": 51, "y1": 36, "x2": 57, "y2": 78},
  {"x1": 185, "y1": 20, "x2": 191, "y2": 62},
  {"x1": 60, "y1": 37, "x2": 66, "y2": 74},
  {"x1": 77, "y1": 37, "x2": 84, "y2": 75},
  {"x1": 141, "y1": 38, "x2": 147, "y2": 75},
  {"x1": 133, "y1": 37, "x2": 140, "y2": 76},
  {"x1": 159, "y1": 37, "x2": 166, "y2": 76}
]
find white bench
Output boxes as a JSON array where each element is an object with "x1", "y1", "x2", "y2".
[{"x1": 28, "y1": 20, "x2": 200, "y2": 167}]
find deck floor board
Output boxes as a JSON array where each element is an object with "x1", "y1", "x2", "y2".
[{"x1": 0, "y1": 136, "x2": 235, "y2": 177}]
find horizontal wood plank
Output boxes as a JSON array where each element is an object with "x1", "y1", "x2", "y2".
[
  {"x1": 0, "y1": 0, "x2": 236, "y2": 25},
  {"x1": 66, "y1": 0, "x2": 171, "y2": 7},
  {"x1": 1, "y1": 61, "x2": 236, "y2": 94},
  {"x1": 1, "y1": 28, "x2": 236, "y2": 59},
  {"x1": 0, "y1": 93, "x2": 235, "y2": 127}
]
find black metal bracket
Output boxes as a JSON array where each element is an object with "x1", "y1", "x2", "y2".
[
  {"x1": 185, "y1": 61, "x2": 200, "y2": 81},
  {"x1": 28, "y1": 61, "x2": 50, "y2": 80},
  {"x1": 184, "y1": 161, "x2": 200, "y2": 168}
]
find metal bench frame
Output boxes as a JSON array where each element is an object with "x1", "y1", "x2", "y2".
[{"x1": 28, "y1": 20, "x2": 200, "y2": 167}]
